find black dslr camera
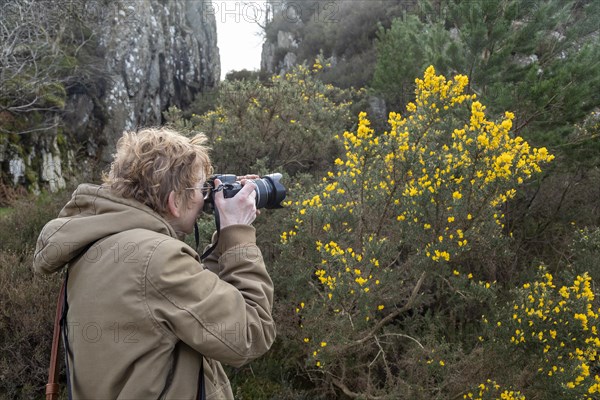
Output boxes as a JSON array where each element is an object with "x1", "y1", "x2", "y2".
[{"x1": 203, "y1": 173, "x2": 286, "y2": 213}]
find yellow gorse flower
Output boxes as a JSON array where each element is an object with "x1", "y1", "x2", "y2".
[
  {"x1": 280, "y1": 66, "x2": 556, "y2": 371},
  {"x1": 494, "y1": 269, "x2": 600, "y2": 394}
]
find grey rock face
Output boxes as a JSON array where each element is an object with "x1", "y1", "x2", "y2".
[
  {"x1": 260, "y1": 0, "x2": 302, "y2": 76},
  {"x1": 260, "y1": 30, "x2": 298, "y2": 76},
  {"x1": 282, "y1": 52, "x2": 297, "y2": 70},
  {"x1": 260, "y1": 41, "x2": 276, "y2": 74},
  {"x1": 84, "y1": 0, "x2": 220, "y2": 162},
  {"x1": 277, "y1": 30, "x2": 297, "y2": 50}
]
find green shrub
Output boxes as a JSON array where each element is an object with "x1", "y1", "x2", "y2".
[
  {"x1": 570, "y1": 227, "x2": 600, "y2": 283},
  {"x1": 484, "y1": 267, "x2": 600, "y2": 399},
  {"x1": 165, "y1": 62, "x2": 362, "y2": 176}
]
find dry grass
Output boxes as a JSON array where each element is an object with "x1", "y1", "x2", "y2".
[{"x1": 0, "y1": 190, "x2": 71, "y2": 398}]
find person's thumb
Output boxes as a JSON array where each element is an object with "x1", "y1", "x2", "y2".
[{"x1": 213, "y1": 178, "x2": 225, "y2": 203}]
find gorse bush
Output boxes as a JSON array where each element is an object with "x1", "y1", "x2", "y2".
[
  {"x1": 484, "y1": 267, "x2": 600, "y2": 399},
  {"x1": 370, "y1": 0, "x2": 600, "y2": 282},
  {"x1": 276, "y1": 66, "x2": 555, "y2": 398},
  {"x1": 570, "y1": 227, "x2": 600, "y2": 283},
  {"x1": 165, "y1": 62, "x2": 362, "y2": 176}
]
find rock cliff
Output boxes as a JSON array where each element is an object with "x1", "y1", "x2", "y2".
[
  {"x1": 1, "y1": 0, "x2": 219, "y2": 195},
  {"x1": 260, "y1": 1, "x2": 301, "y2": 76},
  {"x1": 87, "y1": 0, "x2": 220, "y2": 161}
]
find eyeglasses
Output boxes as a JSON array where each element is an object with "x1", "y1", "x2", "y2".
[{"x1": 185, "y1": 184, "x2": 212, "y2": 200}]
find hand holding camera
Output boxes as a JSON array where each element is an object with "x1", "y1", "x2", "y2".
[
  {"x1": 204, "y1": 173, "x2": 287, "y2": 228},
  {"x1": 212, "y1": 177, "x2": 258, "y2": 227}
]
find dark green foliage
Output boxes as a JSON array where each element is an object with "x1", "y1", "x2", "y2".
[
  {"x1": 372, "y1": 15, "x2": 457, "y2": 108},
  {"x1": 317, "y1": 49, "x2": 377, "y2": 90},
  {"x1": 372, "y1": 0, "x2": 600, "y2": 155}
]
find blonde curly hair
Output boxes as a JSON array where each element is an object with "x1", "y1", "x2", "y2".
[{"x1": 103, "y1": 127, "x2": 212, "y2": 215}]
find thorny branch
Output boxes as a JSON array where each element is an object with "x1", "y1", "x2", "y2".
[
  {"x1": 324, "y1": 271, "x2": 427, "y2": 398},
  {"x1": 350, "y1": 270, "x2": 426, "y2": 349}
]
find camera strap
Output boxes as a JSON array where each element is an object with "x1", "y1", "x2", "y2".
[
  {"x1": 198, "y1": 205, "x2": 221, "y2": 261},
  {"x1": 45, "y1": 278, "x2": 65, "y2": 400},
  {"x1": 46, "y1": 271, "x2": 73, "y2": 400}
]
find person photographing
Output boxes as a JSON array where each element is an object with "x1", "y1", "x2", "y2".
[{"x1": 33, "y1": 127, "x2": 277, "y2": 399}]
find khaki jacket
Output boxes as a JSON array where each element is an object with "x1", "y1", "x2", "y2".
[{"x1": 33, "y1": 184, "x2": 275, "y2": 399}]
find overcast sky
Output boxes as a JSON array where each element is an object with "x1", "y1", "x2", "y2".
[{"x1": 214, "y1": 2, "x2": 266, "y2": 80}]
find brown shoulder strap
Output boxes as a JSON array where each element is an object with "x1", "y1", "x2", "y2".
[{"x1": 46, "y1": 279, "x2": 65, "y2": 400}]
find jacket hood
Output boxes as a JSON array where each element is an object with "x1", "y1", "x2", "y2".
[{"x1": 33, "y1": 184, "x2": 177, "y2": 274}]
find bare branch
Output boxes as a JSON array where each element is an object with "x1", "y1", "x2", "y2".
[
  {"x1": 0, "y1": 121, "x2": 59, "y2": 135},
  {"x1": 352, "y1": 270, "x2": 426, "y2": 348},
  {"x1": 329, "y1": 376, "x2": 385, "y2": 400},
  {"x1": 378, "y1": 332, "x2": 425, "y2": 349}
]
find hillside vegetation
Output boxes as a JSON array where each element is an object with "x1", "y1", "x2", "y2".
[{"x1": 1, "y1": 0, "x2": 599, "y2": 399}]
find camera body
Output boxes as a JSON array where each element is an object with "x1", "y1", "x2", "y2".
[{"x1": 203, "y1": 173, "x2": 286, "y2": 213}]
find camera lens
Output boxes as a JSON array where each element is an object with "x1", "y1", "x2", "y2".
[{"x1": 253, "y1": 173, "x2": 286, "y2": 209}]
